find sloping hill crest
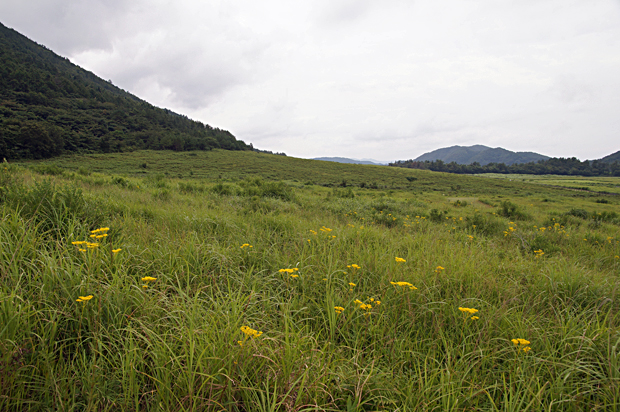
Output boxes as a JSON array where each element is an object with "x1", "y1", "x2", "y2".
[{"x1": 0, "y1": 22, "x2": 249, "y2": 160}]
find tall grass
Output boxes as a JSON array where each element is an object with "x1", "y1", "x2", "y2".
[{"x1": 1, "y1": 162, "x2": 619, "y2": 411}]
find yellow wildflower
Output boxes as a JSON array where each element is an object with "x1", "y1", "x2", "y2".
[
  {"x1": 76, "y1": 295, "x2": 94, "y2": 303},
  {"x1": 395, "y1": 257, "x2": 406, "y2": 263},
  {"x1": 240, "y1": 325, "x2": 263, "y2": 338},
  {"x1": 142, "y1": 276, "x2": 157, "y2": 282},
  {"x1": 290, "y1": 274, "x2": 299, "y2": 278},
  {"x1": 240, "y1": 243, "x2": 253, "y2": 249},
  {"x1": 334, "y1": 306, "x2": 344, "y2": 314},
  {"x1": 458, "y1": 307, "x2": 478, "y2": 315},
  {"x1": 112, "y1": 248, "x2": 121, "y2": 253},
  {"x1": 471, "y1": 316, "x2": 479, "y2": 320},
  {"x1": 348, "y1": 282, "x2": 356, "y2": 287},
  {"x1": 390, "y1": 281, "x2": 417, "y2": 290}
]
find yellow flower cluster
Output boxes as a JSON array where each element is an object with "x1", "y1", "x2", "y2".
[
  {"x1": 279, "y1": 268, "x2": 299, "y2": 274},
  {"x1": 240, "y1": 325, "x2": 263, "y2": 338},
  {"x1": 534, "y1": 249, "x2": 544, "y2": 258},
  {"x1": 435, "y1": 266, "x2": 445, "y2": 274},
  {"x1": 319, "y1": 226, "x2": 332, "y2": 233},
  {"x1": 71, "y1": 241, "x2": 100, "y2": 252},
  {"x1": 240, "y1": 243, "x2": 253, "y2": 249},
  {"x1": 354, "y1": 299, "x2": 372, "y2": 312},
  {"x1": 76, "y1": 295, "x2": 93, "y2": 303},
  {"x1": 390, "y1": 281, "x2": 417, "y2": 290},
  {"x1": 142, "y1": 276, "x2": 156, "y2": 288},
  {"x1": 347, "y1": 264, "x2": 361, "y2": 270},
  {"x1": 459, "y1": 307, "x2": 479, "y2": 320},
  {"x1": 71, "y1": 227, "x2": 122, "y2": 253},
  {"x1": 395, "y1": 257, "x2": 406, "y2": 263},
  {"x1": 334, "y1": 306, "x2": 344, "y2": 315},
  {"x1": 503, "y1": 224, "x2": 517, "y2": 237},
  {"x1": 511, "y1": 338, "x2": 532, "y2": 352}
]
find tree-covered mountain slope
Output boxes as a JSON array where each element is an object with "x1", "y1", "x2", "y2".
[
  {"x1": 0, "y1": 22, "x2": 249, "y2": 160},
  {"x1": 600, "y1": 150, "x2": 620, "y2": 163},
  {"x1": 413, "y1": 145, "x2": 549, "y2": 165}
]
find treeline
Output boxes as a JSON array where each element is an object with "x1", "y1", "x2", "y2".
[
  {"x1": 390, "y1": 157, "x2": 620, "y2": 176},
  {"x1": 0, "y1": 22, "x2": 249, "y2": 160}
]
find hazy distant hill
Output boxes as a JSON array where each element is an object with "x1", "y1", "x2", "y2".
[
  {"x1": 313, "y1": 157, "x2": 387, "y2": 165},
  {"x1": 600, "y1": 150, "x2": 620, "y2": 163},
  {"x1": 414, "y1": 145, "x2": 549, "y2": 165},
  {"x1": 0, "y1": 22, "x2": 249, "y2": 160}
]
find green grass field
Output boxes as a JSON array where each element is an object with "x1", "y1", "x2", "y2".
[
  {"x1": 2, "y1": 151, "x2": 620, "y2": 411},
  {"x1": 479, "y1": 173, "x2": 620, "y2": 195}
]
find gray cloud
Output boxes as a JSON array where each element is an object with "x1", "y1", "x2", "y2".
[{"x1": 2, "y1": 0, "x2": 619, "y2": 160}]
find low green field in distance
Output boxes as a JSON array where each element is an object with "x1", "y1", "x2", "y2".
[
  {"x1": 2, "y1": 152, "x2": 620, "y2": 411},
  {"x1": 479, "y1": 173, "x2": 620, "y2": 195}
]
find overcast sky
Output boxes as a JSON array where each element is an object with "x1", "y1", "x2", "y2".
[{"x1": 2, "y1": 1, "x2": 619, "y2": 161}]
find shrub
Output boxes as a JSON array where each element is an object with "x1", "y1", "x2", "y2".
[
  {"x1": 566, "y1": 208, "x2": 589, "y2": 219},
  {"x1": 30, "y1": 164, "x2": 64, "y2": 176},
  {"x1": 453, "y1": 200, "x2": 468, "y2": 207},
  {"x1": 497, "y1": 200, "x2": 529, "y2": 220},
  {"x1": 211, "y1": 183, "x2": 232, "y2": 196},
  {"x1": 331, "y1": 187, "x2": 355, "y2": 199},
  {"x1": 152, "y1": 188, "x2": 171, "y2": 201},
  {"x1": 111, "y1": 176, "x2": 128, "y2": 187},
  {"x1": 465, "y1": 212, "x2": 504, "y2": 236},
  {"x1": 429, "y1": 208, "x2": 447, "y2": 223}
]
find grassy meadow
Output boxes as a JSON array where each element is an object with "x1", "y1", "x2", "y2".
[{"x1": 2, "y1": 151, "x2": 620, "y2": 411}]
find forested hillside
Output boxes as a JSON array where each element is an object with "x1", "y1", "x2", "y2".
[
  {"x1": 413, "y1": 145, "x2": 549, "y2": 165},
  {"x1": 0, "y1": 22, "x2": 249, "y2": 160},
  {"x1": 391, "y1": 156, "x2": 620, "y2": 176}
]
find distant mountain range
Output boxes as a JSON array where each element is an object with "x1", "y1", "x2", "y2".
[
  {"x1": 313, "y1": 157, "x2": 387, "y2": 166},
  {"x1": 413, "y1": 145, "x2": 550, "y2": 166}
]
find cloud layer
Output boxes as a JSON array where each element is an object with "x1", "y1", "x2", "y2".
[{"x1": 2, "y1": 0, "x2": 619, "y2": 160}]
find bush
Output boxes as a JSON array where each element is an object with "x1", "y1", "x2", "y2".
[
  {"x1": 453, "y1": 200, "x2": 468, "y2": 207},
  {"x1": 331, "y1": 187, "x2": 355, "y2": 199},
  {"x1": 111, "y1": 176, "x2": 128, "y2": 187},
  {"x1": 465, "y1": 212, "x2": 504, "y2": 236},
  {"x1": 566, "y1": 208, "x2": 589, "y2": 219},
  {"x1": 178, "y1": 182, "x2": 204, "y2": 194},
  {"x1": 238, "y1": 178, "x2": 295, "y2": 201},
  {"x1": 497, "y1": 200, "x2": 529, "y2": 220},
  {"x1": 30, "y1": 164, "x2": 64, "y2": 176},
  {"x1": 429, "y1": 208, "x2": 447, "y2": 223},
  {"x1": 212, "y1": 183, "x2": 234, "y2": 196}
]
